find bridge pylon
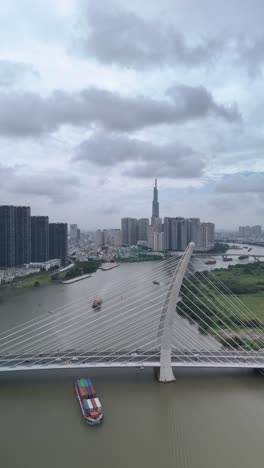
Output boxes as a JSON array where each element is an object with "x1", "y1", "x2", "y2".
[{"x1": 158, "y1": 242, "x2": 195, "y2": 382}]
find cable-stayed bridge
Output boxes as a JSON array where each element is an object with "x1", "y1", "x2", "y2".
[{"x1": 1, "y1": 243, "x2": 264, "y2": 382}]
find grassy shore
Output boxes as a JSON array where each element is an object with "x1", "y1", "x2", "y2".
[{"x1": 178, "y1": 262, "x2": 264, "y2": 349}]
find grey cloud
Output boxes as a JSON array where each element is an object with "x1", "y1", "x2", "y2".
[
  {"x1": 77, "y1": 5, "x2": 222, "y2": 69},
  {"x1": 167, "y1": 84, "x2": 239, "y2": 122},
  {"x1": 75, "y1": 132, "x2": 204, "y2": 179},
  {"x1": 0, "y1": 60, "x2": 40, "y2": 87},
  {"x1": 1, "y1": 165, "x2": 81, "y2": 203},
  {"x1": 215, "y1": 173, "x2": 264, "y2": 193},
  {"x1": 237, "y1": 36, "x2": 264, "y2": 77},
  {"x1": 0, "y1": 85, "x2": 240, "y2": 137},
  {"x1": 76, "y1": 3, "x2": 264, "y2": 78}
]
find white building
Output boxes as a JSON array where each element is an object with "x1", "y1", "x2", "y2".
[
  {"x1": 26, "y1": 259, "x2": 61, "y2": 271},
  {"x1": 153, "y1": 231, "x2": 164, "y2": 251},
  {"x1": 148, "y1": 217, "x2": 163, "y2": 250}
]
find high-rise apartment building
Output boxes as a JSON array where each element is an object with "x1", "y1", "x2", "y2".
[
  {"x1": 31, "y1": 216, "x2": 49, "y2": 262},
  {"x1": 49, "y1": 223, "x2": 68, "y2": 266},
  {"x1": 96, "y1": 229, "x2": 122, "y2": 247},
  {"x1": 121, "y1": 218, "x2": 138, "y2": 246},
  {"x1": 200, "y1": 222, "x2": 215, "y2": 251},
  {"x1": 0, "y1": 206, "x2": 15, "y2": 268},
  {"x1": 148, "y1": 218, "x2": 163, "y2": 249},
  {"x1": 163, "y1": 217, "x2": 187, "y2": 251},
  {"x1": 70, "y1": 224, "x2": 78, "y2": 241},
  {"x1": 238, "y1": 226, "x2": 252, "y2": 237},
  {"x1": 104, "y1": 229, "x2": 121, "y2": 247},
  {"x1": 187, "y1": 218, "x2": 200, "y2": 249},
  {"x1": 95, "y1": 229, "x2": 104, "y2": 246},
  {"x1": 252, "y1": 225, "x2": 261, "y2": 237},
  {"x1": 163, "y1": 217, "x2": 213, "y2": 251},
  {"x1": 15, "y1": 206, "x2": 31, "y2": 265},
  {"x1": 178, "y1": 218, "x2": 188, "y2": 250},
  {"x1": 138, "y1": 218, "x2": 149, "y2": 241}
]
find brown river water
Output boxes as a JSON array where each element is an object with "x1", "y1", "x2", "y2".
[{"x1": 0, "y1": 248, "x2": 264, "y2": 468}]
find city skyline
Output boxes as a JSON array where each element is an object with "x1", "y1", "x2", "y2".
[{"x1": 0, "y1": 1, "x2": 264, "y2": 229}]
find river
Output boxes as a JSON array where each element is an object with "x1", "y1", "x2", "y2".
[{"x1": 0, "y1": 245, "x2": 264, "y2": 467}]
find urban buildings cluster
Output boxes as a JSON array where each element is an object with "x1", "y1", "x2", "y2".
[
  {"x1": 0, "y1": 205, "x2": 68, "y2": 269},
  {"x1": 238, "y1": 225, "x2": 262, "y2": 238},
  {"x1": 96, "y1": 180, "x2": 215, "y2": 252}
]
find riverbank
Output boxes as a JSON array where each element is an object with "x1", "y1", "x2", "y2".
[
  {"x1": 100, "y1": 263, "x2": 120, "y2": 271},
  {"x1": 0, "y1": 260, "x2": 101, "y2": 290},
  {"x1": 178, "y1": 261, "x2": 264, "y2": 349},
  {"x1": 62, "y1": 274, "x2": 91, "y2": 284}
]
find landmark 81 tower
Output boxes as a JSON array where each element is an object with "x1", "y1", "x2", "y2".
[{"x1": 151, "y1": 178, "x2": 159, "y2": 224}]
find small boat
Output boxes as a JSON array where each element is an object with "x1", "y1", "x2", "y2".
[
  {"x1": 248, "y1": 248, "x2": 252, "y2": 252},
  {"x1": 152, "y1": 281, "x2": 160, "y2": 285},
  {"x1": 75, "y1": 378, "x2": 103, "y2": 425},
  {"x1": 205, "y1": 259, "x2": 216, "y2": 265},
  {"x1": 92, "y1": 297, "x2": 102, "y2": 309}
]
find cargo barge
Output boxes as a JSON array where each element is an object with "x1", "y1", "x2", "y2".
[
  {"x1": 204, "y1": 259, "x2": 216, "y2": 265},
  {"x1": 238, "y1": 255, "x2": 249, "y2": 260},
  {"x1": 75, "y1": 378, "x2": 103, "y2": 425}
]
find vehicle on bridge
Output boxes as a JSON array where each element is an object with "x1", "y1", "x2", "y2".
[
  {"x1": 92, "y1": 297, "x2": 102, "y2": 309},
  {"x1": 75, "y1": 378, "x2": 103, "y2": 425}
]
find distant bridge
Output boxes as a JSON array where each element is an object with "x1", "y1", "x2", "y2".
[{"x1": 192, "y1": 253, "x2": 264, "y2": 259}]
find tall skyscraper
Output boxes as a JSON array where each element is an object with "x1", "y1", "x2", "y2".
[
  {"x1": 187, "y1": 218, "x2": 200, "y2": 250},
  {"x1": 0, "y1": 206, "x2": 15, "y2": 268},
  {"x1": 15, "y1": 206, "x2": 31, "y2": 265},
  {"x1": 49, "y1": 223, "x2": 68, "y2": 266},
  {"x1": 121, "y1": 218, "x2": 138, "y2": 246},
  {"x1": 200, "y1": 222, "x2": 215, "y2": 251},
  {"x1": 151, "y1": 178, "x2": 159, "y2": 223},
  {"x1": 70, "y1": 224, "x2": 78, "y2": 241},
  {"x1": 163, "y1": 217, "x2": 190, "y2": 251},
  {"x1": 31, "y1": 216, "x2": 49, "y2": 262},
  {"x1": 138, "y1": 218, "x2": 149, "y2": 241}
]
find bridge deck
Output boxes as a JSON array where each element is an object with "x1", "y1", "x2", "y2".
[{"x1": 0, "y1": 351, "x2": 264, "y2": 371}]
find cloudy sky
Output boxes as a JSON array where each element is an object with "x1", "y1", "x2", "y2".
[{"x1": 1, "y1": 0, "x2": 264, "y2": 230}]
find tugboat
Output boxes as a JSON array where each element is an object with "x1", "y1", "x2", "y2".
[
  {"x1": 75, "y1": 378, "x2": 103, "y2": 425},
  {"x1": 92, "y1": 297, "x2": 102, "y2": 309}
]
